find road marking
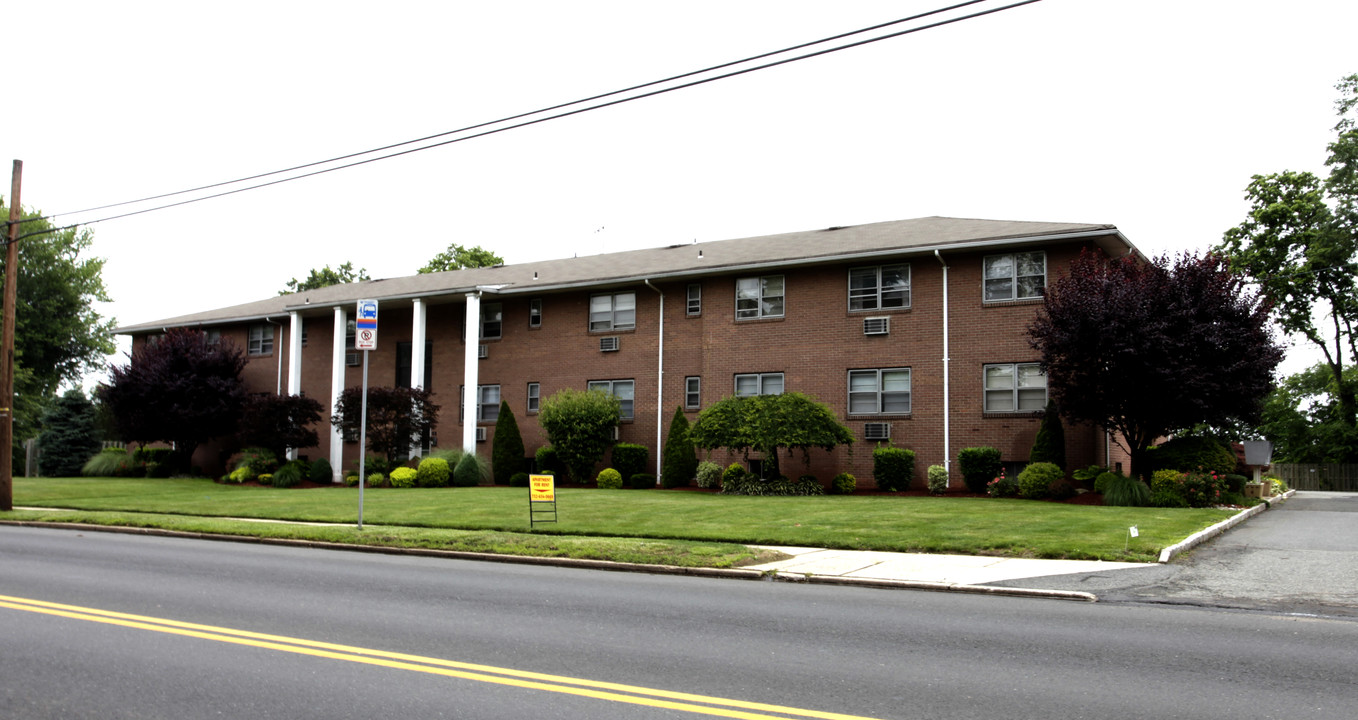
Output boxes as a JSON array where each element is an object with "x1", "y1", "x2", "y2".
[{"x1": 0, "y1": 594, "x2": 882, "y2": 720}]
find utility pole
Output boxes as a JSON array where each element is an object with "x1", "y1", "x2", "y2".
[{"x1": 1, "y1": 159, "x2": 22, "y2": 511}]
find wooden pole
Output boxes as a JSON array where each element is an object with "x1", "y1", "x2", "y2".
[{"x1": 2, "y1": 160, "x2": 22, "y2": 511}]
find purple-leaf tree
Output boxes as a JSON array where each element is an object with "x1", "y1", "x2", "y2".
[
  {"x1": 1028, "y1": 250, "x2": 1284, "y2": 480},
  {"x1": 330, "y1": 386, "x2": 440, "y2": 465}
]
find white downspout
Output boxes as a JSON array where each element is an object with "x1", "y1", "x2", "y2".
[
  {"x1": 935, "y1": 250, "x2": 951, "y2": 485},
  {"x1": 644, "y1": 279, "x2": 664, "y2": 483}
]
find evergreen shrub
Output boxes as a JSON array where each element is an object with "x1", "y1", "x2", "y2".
[
  {"x1": 611, "y1": 443, "x2": 649, "y2": 484},
  {"x1": 389, "y1": 467, "x2": 417, "y2": 488},
  {"x1": 453, "y1": 453, "x2": 481, "y2": 487},
  {"x1": 1104, "y1": 475, "x2": 1151, "y2": 507},
  {"x1": 509, "y1": 472, "x2": 531, "y2": 487},
  {"x1": 872, "y1": 445, "x2": 916, "y2": 491},
  {"x1": 927, "y1": 464, "x2": 949, "y2": 495},
  {"x1": 1149, "y1": 437, "x2": 1238, "y2": 475},
  {"x1": 722, "y1": 463, "x2": 746, "y2": 486},
  {"x1": 310, "y1": 457, "x2": 334, "y2": 485},
  {"x1": 417, "y1": 457, "x2": 452, "y2": 488},
  {"x1": 695, "y1": 461, "x2": 722, "y2": 489},
  {"x1": 596, "y1": 468, "x2": 623, "y2": 489},
  {"x1": 629, "y1": 472, "x2": 656, "y2": 489},
  {"x1": 830, "y1": 472, "x2": 856, "y2": 495},
  {"x1": 1017, "y1": 462, "x2": 1064, "y2": 499},
  {"x1": 661, "y1": 407, "x2": 699, "y2": 488},
  {"x1": 271, "y1": 461, "x2": 305, "y2": 488},
  {"x1": 1028, "y1": 400, "x2": 1066, "y2": 469},
  {"x1": 491, "y1": 401, "x2": 526, "y2": 484},
  {"x1": 958, "y1": 447, "x2": 1002, "y2": 493}
]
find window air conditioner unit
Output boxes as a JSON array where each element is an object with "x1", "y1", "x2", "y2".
[
  {"x1": 864, "y1": 317, "x2": 890, "y2": 336},
  {"x1": 600, "y1": 336, "x2": 620, "y2": 352},
  {"x1": 475, "y1": 427, "x2": 487, "y2": 442},
  {"x1": 478, "y1": 344, "x2": 489, "y2": 359},
  {"x1": 345, "y1": 352, "x2": 360, "y2": 367},
  {"x1": 864, "y1": 422, "x2": 892, "y2": 441}
]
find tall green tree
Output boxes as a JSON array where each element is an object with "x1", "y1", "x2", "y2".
[
  {"x1": 688, "y1": 392, "x2": 854, "y2": 478},
  {"x1": 661, "y1": 406, "x2": 698, "y2": 488},
  {"x1": 491, "y1": 400, "x2": 526, "y2": 484},
  {"x1": 1258, "y1": 363, "x2": 1358, "y2": 463},
  {"x1": 418, "y1": 244, "x2": 503, "y2": 274},
  {"x1": 280, "y1": 261, "x2": 370, "y2": 294},
  {"x1": 1028, "y1": 250, "x2": 1284, "y2": 480},
  {"x1": 537, "y1": 388, "x2": 619, "y2": 483},
  {"x1": 38, "y1": 388, "x2": 102, "y2": 477},
  {"x1": 1, "y1": 201, "x2": 115, "y2": 472},
  {"x1": 1216, "y1": 73, "x2": 1358, "y2": 460}
]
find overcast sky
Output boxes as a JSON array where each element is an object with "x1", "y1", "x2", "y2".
[{"x1": 6, "y1": 0, "x2": 1356, "y2": 383}]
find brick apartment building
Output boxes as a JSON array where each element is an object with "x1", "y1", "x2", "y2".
[{"x1": 114, "y1": 216, "x2": 1140, "y2": 487}]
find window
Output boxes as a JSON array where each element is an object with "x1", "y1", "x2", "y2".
[
  {"x1": 481, "y1": 302, "x2": 503, "y2": 339},
  {"x1": 248, "y1": 324, "x2": 274, "y2": 356},
  {"x1": 983, "y1": 252, "x2": 1046, "y2": 302},
  {"x1": 685, "y1": 376, "x2": 701, "y2": 409},
  {"x1": 527, "y1": 382, "x2": 540, "y2": 413},
  {"x1": 204, "y1": 329, "x2": 221, "y2": 345},
  {"x1": 686, "y1": 284, "x2": 701, "y2": 316},
  {"x1": 590, "y1": 292, "x2": 636, "y2": 331},
  {"x1": 529, "y1": 298, "x2": 542, "y2": 328},
  {"x1": 734, "y1": 373, "x2": 784, "y2": 397},
  {"x1": 735, "y1": 276, "x2": 784, "y2": 319},
  {"x1": 849, "y1": 264, "x2": 910, "y2": 311},
  {"x1": 396, "y1": 342, "x2": 433, "y2": 389},
  {"x1": 588, "y1": 379, "x2": 635, "y2": 420},
  {"x1": 848, "y1": 369, "x2": 911, "y2": 414},
  {"x1": 984, "y1": 363, "x2": 1047, "y2": 412},
  {"x1": 461, "y1": 385, "x2": 501, "y2": 422},
  {"x1": 346, "y1": 316, "x2": 356, "y2": 350}
]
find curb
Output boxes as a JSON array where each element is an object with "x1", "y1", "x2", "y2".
[
  {"x1": 0, "y1": 519, "x2": 1096, "y2": 601},
  {"x1": 1157, "y1": 489, "x2": 1294, "y2": 563}
]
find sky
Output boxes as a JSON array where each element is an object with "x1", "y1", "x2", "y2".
[{"x1": 6, "y1": 0, "x2": 1357, "y2": 384}]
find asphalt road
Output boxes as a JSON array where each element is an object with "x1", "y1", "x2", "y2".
[
  {"x1": 3, "y1": 524, "x2": 1357, "y2": 719},
  {"x1": 998, "y1": 491, "x2": 1358, "y2": 617}
]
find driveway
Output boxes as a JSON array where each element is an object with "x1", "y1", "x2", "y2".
[{"x1": 995, "y1": 491, "x2": 1358, "y2": 617}]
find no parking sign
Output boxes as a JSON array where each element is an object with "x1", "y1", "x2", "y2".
[{"x1": 355, "y1": 299, "x2": 378, "y2": 350}]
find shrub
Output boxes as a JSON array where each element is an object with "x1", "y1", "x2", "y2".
[
  {"x1": 695, "y1": 461, "x2": 722, "y2": 489},
  {"x1": 416, "y1": 457, "x2": 452, "y2": 488},
  {"x1": 987, "y1": 469, "x2": 1017, "y2": 498},
  {"x1": 596, "y1": 468, "x2": 623, "y2": 489},
  {"x1": 82, "y1": 448, "x2": 134, "y2": 477},
  {"x1": 1180, "y1": 469, "x2": 1224, "y2": 508},
  {"x1": 1017, "y1": 462, "x2": 1063, "y2": 499},
  {"x1": 257, "y1": 474, "x2": 273, "y2": 485},
  {"x1": 629, "y1": 473, "x2": 657, "y2": 489},
  {"x1": 1028, "y1": 400, "x2": 1066, "y2": 470},
  {"x1": 927, "y1": 465, "x2": 949, "y2": 495},
  {"x1": 1220, "y1": 491, "x2": 1248, "y2": 506},
  {"x1": 721, "y1": 474, "x2": 824, "y2": 496},
  {"x1": 872, "y1": 445, "x2": 916, "y2": 491},
  {"x1": 235, "y1": 447, "x2": 278, "y2": 480},
  {"x1": 453, "y1": 453, "x2": 481, "y2": 487},
  {"x1": 535, "y1": 445, "x2": 567, "y2": 478},
  {"x1": 367, "y1": 472, "x2": 386, "y2": 487},
  {"x1": 1104, "y1": 474, "x2": 1151, "y2": 507},
  {"x1": 271, "y1": 461, "x2": 305, "y2": 488},
  {"x1": 661, "y1": 407, "x2": 699, "y2": 488},
  {"x1": 226, "y1": 466, "x2": 251, "y2": 484},
  {"x1": 1050, "y1": 479, "x2": 1077, "y2": 500},
  {"x1": 1072, "y1": 464, "x2": 1106, "y2": 488},
  {"x1": 343, "y1": 473, "x2": 360, "y2": 487},
  {"x1": 1094, "y1": 471, "x2": 1119, "y2": 495},
  {"x1": 1148, "y1": 436, "x2": 1237, "y2": 475},
  {"x1": 958, "y1": 447, "x2": 1002, "y2": 493},
  {"x1": 538, "y1": 387, "x2": 620, "y2": 482},
  {"x1": 1223, "y1": 474, "x2": 1247, "y2": 494},
  {"x1": 830, "y1": 472, "x2": 856, "y2": 495},
  {"x1": 39, "y1": 389, "x2": 104, "y2": 478},
  {"x1": 491, "y1": 401, "x2": 526, "y2": 485},
  {"x1": 610, "y1": 443, "x2": 649, "y2": 485},
  {"x1": 389, "y1": 467, "x2": 417, "y2": 488},
  {"x1": 1151, "y1": 488, "x2": 1189, "y2": 508},
  {"x1": 311, "y1": 457, "x2": 334, "y2": 485},
  {"x1": 509, "y1": 472, "x2": 531, "y2": 487},
  {"x1": 722, "y1": 463, "x2": 747, "y2": 486}
]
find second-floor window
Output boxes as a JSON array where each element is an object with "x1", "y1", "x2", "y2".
[
  {"x1": 848, "y1": 264, "x2": 910, "y2": 311},
  {"x1": 590, "y1": 292, "x2": 636, "y2": 331},
  {"x1": 736, "y1": 276, "x2": 784, "y2": 319},
  {"x1": 687, "y1": 284, "x2": 701, "y2": 316},
  {"x1": 734, "y1": 372, "x2": 783, "y2": 397},
  {"x1": 248, "y1": 324, "x2": 274, "y2": 356},
  {"x1": 984, "y1": 363, "x2": 1047, "y2": 412},
  {"x1": 529, "y1": 298, "x2": 542, "y2": 328},
  {"x1": 481, "y1": 302, "x2": 503, "y2": 339},
  {"x1": 685, "y1": 376, "x2": 701, "y2": 409},
  {"x1": 983, "y1": 252, "x2": 1046, "y2": 302},
  {"x1": 527, "y1": 382, "x2": 540, "y2": 413}
]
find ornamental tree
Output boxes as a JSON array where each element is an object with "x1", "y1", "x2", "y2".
[
  {"x1": 330, "y1": 386, "x2": 440, "y2": 464},
  {"x1": 236, "y1": 393, "x2": 325, "y2": 461},
  {"x1": 537, "y1": 388, "x2": 619, "y2": 483},
  {"x1": 688, "y1": 392, "x2": 854, "y2": 478},
  {"x1": 1027, "y1": 250, "x2": 1284, "y2": 480},
  {"x1": 98, "y1": 328, "x2": 247, "y2": 469}
]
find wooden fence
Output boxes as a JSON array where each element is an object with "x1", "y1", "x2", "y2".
[{"x1": 1271, "y1": 464, "x2": 1358, "y2": 492}]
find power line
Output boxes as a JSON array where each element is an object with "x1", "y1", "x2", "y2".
[{"x1": 12, "y1": 0, "x2": 1042, "y2": 241}]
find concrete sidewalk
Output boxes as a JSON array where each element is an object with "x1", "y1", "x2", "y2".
[{"x1": 745, "y1": 546, "x2": 1153, "y2": 586}]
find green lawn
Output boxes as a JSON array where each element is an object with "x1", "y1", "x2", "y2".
[{"x1": 6, "y1": 477, "x2": 1235, "y2": 564}]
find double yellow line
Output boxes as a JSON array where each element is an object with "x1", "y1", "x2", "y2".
[{"x1": 0, "y1": 594, "x2": 883, "y2": 720}]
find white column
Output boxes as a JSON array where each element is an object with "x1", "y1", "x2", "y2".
[
  {"x1": 287, "y1": 311, "x2": 304, "y2": 461},
  {"x1": 410, "y1": 298, "x2": 428, "y2": 458},
  {"x1": 330, "y1": 306, "x2": 346, "y2": 483},
  {"x1": 463, "y1": 293, "x2": 481, "y2": 453}
]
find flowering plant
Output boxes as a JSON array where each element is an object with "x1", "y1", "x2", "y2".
[
  {"x1": 1179, "y1": 469, "x2": 1224, "y2": 508},
  {"x1": 987, "y1": 469, "x2": 1017, "y2": 498}
]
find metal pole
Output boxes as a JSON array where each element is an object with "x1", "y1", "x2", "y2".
[
  {"x1": 1, "y1": 160, "x2": 24, "y2": 511},
  {"x1": 358, "y1": 350, "x2": 369, "y2": 529}
]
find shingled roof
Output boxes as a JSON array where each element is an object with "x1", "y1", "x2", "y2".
[{"x1": 114, "y1": 216, "x2": 1131, "y2": 334}]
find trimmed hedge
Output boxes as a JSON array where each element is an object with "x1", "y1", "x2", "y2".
[
  {"x1": 629, "y1": 473, "x2": 657, "y2": 489},
  {"x1": 611, "y1": 443, "x2": 649, "y2": 485},
  {"x1": 958, "y1": 447, "x2": 1002, "y2": 493},
  {"x1": 389, "y1": 468, "x2": 417, "y2": 488},
  {"x1": 1016, "y1": 462, "x2": 1063, "y2": 499},
  {"x1": 417, "y1": 457, "x2": 452, "y2": 488},
  {"x1": 596, "y1": 468, "x2": 623, "y2": 489},
  {"x1": 872, "y1": 446, "x2": 916, "y2": 491},
  {"x1": 830, "y1": 472, "x2": 856, "y2": 495}
]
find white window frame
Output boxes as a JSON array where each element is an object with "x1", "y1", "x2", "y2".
[
  {"x1": 588, "y1": 379, "x2": 635, "y2": 420},
  {"x1": 248, "y1": 324, "x2": 274, "y2": 356},
  {"x1": 734, "y1": 373, "x2": 784, "y2": 397},
  {"x1": 529, "y1": 298, "x2": 542, "y2": 328},
  {"x1": 527, "y1": 382, "x2": 540, "y2": 413},
  {"x1": 685, "y1": 376, "x2": 701, "y2": 409},
  {"x1": 460, "y1": 384, "x2": 502, "y2": 422},
  {"x1": 481, "y1": 302, "x2": 503, "y2": 340},
  {"x1": 848, "y1": 264, "x2": 911, "y2": 311},
  {"x1": 983, "y1": 251, "x2": 1046, "y2": 302},
  {"x1": 735, "y1": 276, "x2": 784, "y2": 319},
  {"x1": 589, "y1": 292, "x2": 636, "y2": 331},
  {"x1": 686, "y1": 284, "x2": 701, "y2": 316},
  {"x1": 983, "y1": 363, "x2": 1047, "y2": 412},
  {"x1": 848, "y1": 368, "x2": 912, "y2": 415}
]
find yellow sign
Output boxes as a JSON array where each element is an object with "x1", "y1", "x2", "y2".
[{"x1": 529, "y1": 474, "x2": 555, "y2": 502}]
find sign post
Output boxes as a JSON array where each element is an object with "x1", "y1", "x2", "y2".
[
  {"x1": 356, "y1": 299, "x2": 378, "y2": 529},
  {"x1": 529, "y1": 473, "x2": 557, "y2": 527}
]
